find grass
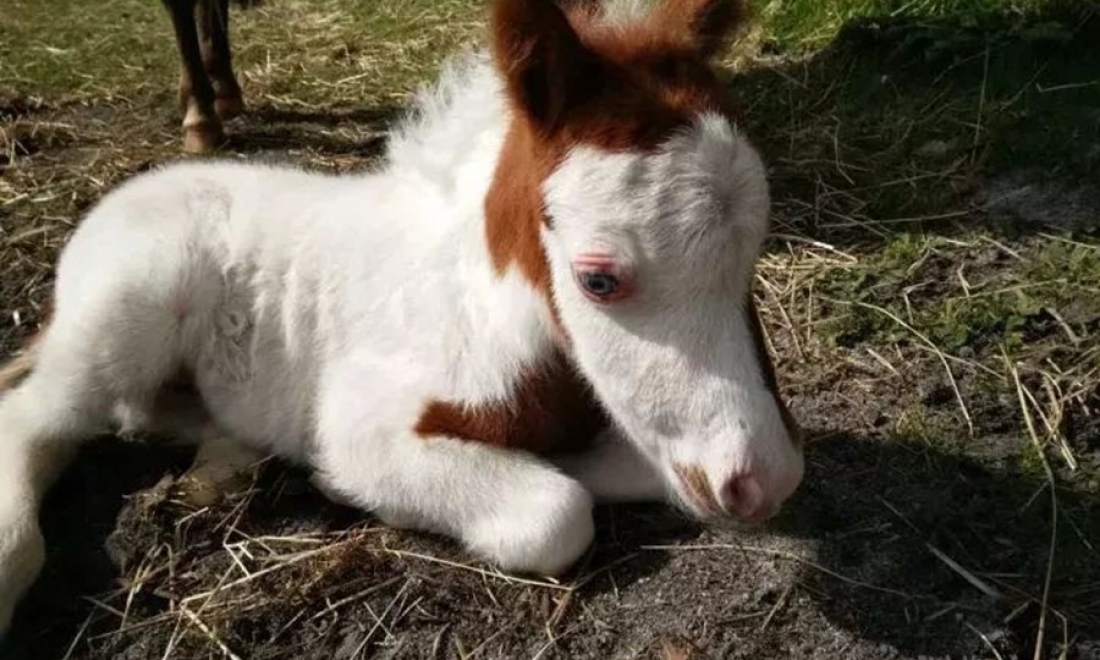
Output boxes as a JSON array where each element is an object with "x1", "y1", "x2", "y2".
[
  {"x1": 753, "y1": 0, "x2": 1057, "y2": 51},
  {"x1": 1, "y1": 0, "x2": 1099, "y2": 658},
  {"x1": 0, "y1": 0, "x2": 485, "y2": 105}
]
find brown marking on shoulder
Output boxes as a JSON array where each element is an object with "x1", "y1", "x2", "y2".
[
  {"x1": 414, "y1": 349, "x2": 608, "y2": 455},
  {"x1": 0, "y1": 350, "x2": 37, "y2": 392}
]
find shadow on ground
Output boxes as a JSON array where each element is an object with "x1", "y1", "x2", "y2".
[
  {"x1": 220, "y1": 103, "x2": 403, "y2": 159},
  {"x1": 729, "y1": 2, "x2": 1100, "y2": 246},
  {"x1": 2, "y1": 427, "x2": 1096, "y2": 659}
]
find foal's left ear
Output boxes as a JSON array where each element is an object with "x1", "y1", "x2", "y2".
[
  {"x1": 651, "y1": 0, "x2": 747, "y2": 59},
  {"x1": 491, "y1": 0, "x2": 602, "y2": 132}
]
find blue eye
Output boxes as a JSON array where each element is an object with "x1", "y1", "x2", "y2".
[{"x1": 580, "y1": 272, "x2": 619, "y2": 297}]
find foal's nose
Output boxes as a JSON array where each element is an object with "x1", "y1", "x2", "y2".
[
  {"x1": 717, "y1": 449, "x2": 804, "y2": 523},
  {"x1": 718, "y1": 474, "x2": 776, "y2": 523}
]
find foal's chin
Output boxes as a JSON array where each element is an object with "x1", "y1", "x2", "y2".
[{"x1": 668, "y1": 490, "x2": 786, "y2": 531}]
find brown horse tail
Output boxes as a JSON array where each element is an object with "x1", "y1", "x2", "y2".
[
  {"x1": 0, "y1": 350, "x2": 35, "y2": 392},
  {"x1": 0, "y1": 307, "x2": 50, "y2": 392},
  {"x1": 0, "y1": 341, "x2": 40, "y2": 393}
]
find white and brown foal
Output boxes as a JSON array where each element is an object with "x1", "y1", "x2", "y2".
[{"x1": 0, "y1": 0, "x2": 803, "y2": 635}]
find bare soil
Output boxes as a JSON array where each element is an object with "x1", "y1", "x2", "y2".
[{"x1": 2, "y1": 359, "x2": 1097, "y2": 659}]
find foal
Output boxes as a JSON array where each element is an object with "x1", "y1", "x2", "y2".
[
  {"x1": 161, "y1": 0, "x2": 247, "y2": 153},
  {"x1": 0, "y1": 0, "x2": 803, "y2": 635}
]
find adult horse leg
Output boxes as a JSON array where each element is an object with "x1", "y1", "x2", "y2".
[
  {"x1": 162, "y1": 0, "x2": 224, "y2": 153},
  {"x1": 196, "y1": 0, "x2": 244, "y2": 121},
  {"x1": 550, "y1": 429, "x2": 669, "y2": 504}
]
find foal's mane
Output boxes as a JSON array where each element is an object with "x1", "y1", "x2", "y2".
[{"x1": 385, "y1": 52, "x2": 505, "y2": 183}]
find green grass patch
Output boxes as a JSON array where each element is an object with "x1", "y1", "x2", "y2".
[
  {"x1": 732, "y1": 1, "x2": 1100, "y2": 243},
  {"x1": 0, "y1": 0, "x2": 176, "y2": 99},
  {"x1": 817, "y1": 232, "x2": 1100, "y2": 354},
  {"x1": 0, "y1": 0, "x2": 484, "y2": 107},
  {"x1": 754, "y1": 0, "x2": 1072, "y2": 52},
  {"x1": 892, "y1": 405, "x2": 962, "y2": 450}
]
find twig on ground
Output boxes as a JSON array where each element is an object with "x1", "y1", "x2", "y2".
[
  {"x1": 879, "y1": 496, "x2": 1002, "y2": 600},
  {"x1": 61, "y1": 611, "x2": 95, "y2": 660},
  {"x1": 964, "y1": 621, "x2": 1005, "y2": 660},
  {"x1": 310, "y1": 575, "x2": 404, "y2": 621},
  {"x1": 1004, "y1": 348, "x2": 1061, "y2": 660},
  {"x1": 760, "y1": 582, "x2": 794, "y2": 630},
  {"x1": 381, "y1": 548, "x2": 571, "y2": 591},
  {"x1": 831, "y1": 297, "x2": 974, "y2": 436},
  {"x1": 181, "y1": 604, "x2": 244, "y2": 660},
  {"x1": 925, "y1": 545, "x2": 1003, "y2": 601}
]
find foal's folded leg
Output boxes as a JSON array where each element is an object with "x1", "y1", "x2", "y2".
[
  {"x1": 311, "y1": 366, "x2": 595, "y2": 576},
  {"x1": 0, "y1": 341, "x2": 123, "y2": 636},
  {"x1": 550, "y1": 428, "x2": 669, "y2": 504},
  {"x1": 134, "y1": 386, "x2": 263, "y2": 508},
  {"x1": 0, "y1": 375, "x2": 100, "y2": 637}
]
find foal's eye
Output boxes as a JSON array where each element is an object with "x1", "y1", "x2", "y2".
[
  {"x1": 581, "y1": 272, "x2": 619, "y2": 296},
  {"x1": 572, "y1": 255, "x2": 633, "y2": 303}
]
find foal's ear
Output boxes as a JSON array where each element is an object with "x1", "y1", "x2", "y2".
[
  {"x1": 491, "y1": 0, "x2": 601, "y2": 132},
  {"x1": 651, "y1": 0, "x2": 746, "y2": 59}
]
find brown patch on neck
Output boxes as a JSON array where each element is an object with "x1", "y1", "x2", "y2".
[
  {"x1": 414, "y1": 349, "x2": 608, "y2": 455},
  {"x1": 484, "y1": 122, "x2": 557, "y2": 299},
  {"x1": 745, "y1": 294, "x2": 801, "y2": 447}
]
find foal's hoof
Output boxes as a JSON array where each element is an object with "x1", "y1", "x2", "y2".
[
  {"x1": 174, "y1": 463, "x2": 254, "y2": 508},
  {"x1": 174, "y1": 472, "x2": 250, "y2": 508},
  {"x1": 182, "y1": 120, "x2": 226, "y2": 154},
  {"x1": 215, "y1": 94, "x2": 244, "y2": 121}
]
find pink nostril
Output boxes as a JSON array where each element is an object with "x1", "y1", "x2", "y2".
[{"x1": 719, "y1": 475, "x2": 769, "y2": 521}]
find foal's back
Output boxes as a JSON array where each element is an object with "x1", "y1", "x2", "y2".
[{"x1": 50, "y1": 162, "x2": 362, "y2": 448}]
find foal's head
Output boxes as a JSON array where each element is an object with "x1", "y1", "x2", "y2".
[{"x1": 486, "y1": 0, "x2": 802, "y2": 523}]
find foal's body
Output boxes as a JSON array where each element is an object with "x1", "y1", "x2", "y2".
[
  {"x1": 0, "y1": 0, "x2": 804, "y2": 636},
  {"x1": 6, "y1": 52, "x2": 599, "y2": 545},
  {"x1": 0, "y1": 56, "x2": 627, "y2": 630}
]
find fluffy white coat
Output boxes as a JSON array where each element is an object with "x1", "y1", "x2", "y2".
[{"x1": 0, "y1": 1, "x2": 803, "y2": 635}]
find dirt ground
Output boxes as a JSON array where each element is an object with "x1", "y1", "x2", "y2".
[{"x1": 1, "y1": 1, "x2": 1099, "y2": 659}]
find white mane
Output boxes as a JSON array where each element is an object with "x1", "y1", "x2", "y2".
[
  {"x1": 381, "y1": 0, "x2": 663, "y2": 182},
  {"x1": 385, "y1": 51, "x2": 506, "y2": 189}
]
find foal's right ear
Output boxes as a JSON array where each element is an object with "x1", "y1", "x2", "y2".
[
  {"x1": 651, "y1": 0, "x2": 746, "y2": 59},
  {"x1": 491, "y1": 0, "x2": 602, "y2": 133}
]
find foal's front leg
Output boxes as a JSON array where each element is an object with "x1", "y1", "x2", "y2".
[
  {"x1": 312, "y1": 367, "x2": 595, "y2": 576},
  {"x1": 550, "y1": 428, "x2": 669, "y2": 504}
]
